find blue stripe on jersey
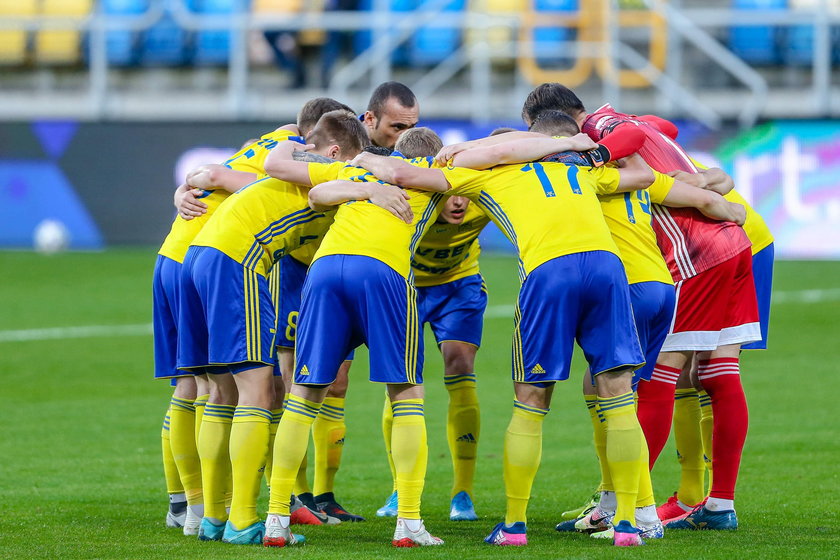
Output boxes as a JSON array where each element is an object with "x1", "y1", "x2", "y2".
[
  {"x1": 242, "y1": 241, "x2": 264, "y2": 271},
  {"x1": 566, "y1": 165, "x2": 582, "y2": 194},
  {"x1": 254, "y1": 207, "x2": 317, "y2": 243},
  {"x1": 623, "y1": 192, "x2": 636, "y2": 224},
  {"x1": 408, "y1": 193, "x2": 446, "y2": 257},
  {"x1": 196, "y1": 189, "x2": 215, "y2": 199},
  {"x1": 477, "y1": 191, "x2": 527, "y2": 281}
]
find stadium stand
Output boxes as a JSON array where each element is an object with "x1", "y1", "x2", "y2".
[
  {"x1": 354, "y1": 0, "x2": 413, "y2": 65},
  {"x1": 728, "y1": 0, "x2": 786, "y2": 65},
  {"x1": 409, "y1": 0, "x2": 466, "y2": 66},
  {"x1": 35, "y1": 0, "x2": 93, "y2": 65},
  {"x1": 531, "y1": 0, "x2": 578, "y2": 67},
  {"x1": 192, "y1": 0, "x2": 236, "y2": 65},
  {"x1": 0, "y1": 1, "x2": 37, "y2": 66},
  {"x1": 142, "y1": 0, "x2": 190, "y2": 66},
  {"x1": 102, "y1": 0, "x2": 148, "y2": 66}
]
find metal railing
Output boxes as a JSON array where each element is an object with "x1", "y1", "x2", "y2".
[{"x1": 0, "y1": 0, "x2": 837, "y2": 126}]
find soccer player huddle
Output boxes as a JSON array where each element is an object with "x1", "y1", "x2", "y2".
[{"x1": 152, "y1": 81, "x2": 773, "y2": 548}]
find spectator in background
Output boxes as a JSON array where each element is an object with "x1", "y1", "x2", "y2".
[{"x1": 262, "y1": 0, "x2": 329, "y2": 89}]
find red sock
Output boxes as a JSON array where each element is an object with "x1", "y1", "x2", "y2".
[
  {"x1": 636, "y1": 364, "x2": 681, "y2": 468},
  {"x1": 698, "y1": 357, "x2": 748, "y2": 501}
]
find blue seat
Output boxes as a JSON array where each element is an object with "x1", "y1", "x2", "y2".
[
  {"x1": 192, "y1": 0, "x2": 239, "y2": 65},
  {"x1": 728, "y1": 0, "x2": 786, "y2": 65},
  {"x1": 784, "y1": 24, "x2": 813, "y2": 65},
  {"x1": 409, "y1": 0, "x2": 465, "y2": 66},
  {"x1": 353, "y1": 0, "x2": 412, "y2": 66},
  {"x1": 101, "y1": 0, "x2": 148, "y2": 66},
  {"x1": 141, "y1": 0, "x2": 190, "y2": 66},
  {"x1": 531, "y1": 0, "x2": 578, "y2": 67}
]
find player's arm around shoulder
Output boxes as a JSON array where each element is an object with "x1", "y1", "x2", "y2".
[
  {"x1": 263, "y1": 139, "x2": 317, "y2": 184},
  {"x1": 308, "y1": 180, "x2": 413, "y2": 224},
  {"x1": 187, "y1": 164, "x2": 257, "y2": 193},
  {"x1": 349, "y1": 152, "x2": 450, "y2": 192},
  {"x1": 592, "y1": 153, "x2": 655, "y2": 194},
  {"x1": 660, "y1": 178, "x2": 746, "y2": 225},
  {"x1": 449, "y1": 133, "x2": 597, "y2": 170}
]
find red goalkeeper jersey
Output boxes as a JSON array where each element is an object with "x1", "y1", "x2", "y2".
[{"x1": 582, "y1": 104, "x2": 751, "y2": 282}]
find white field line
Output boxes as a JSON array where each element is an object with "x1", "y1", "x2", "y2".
[
  {"x1": 0, "y1": 323, "x2": 152, "y2": 343},
  {"x1": 0, "y1": 287, "x2": 837, "y2": 343},
  {"x1": 771, "y1": 287, "x2": 840, "y2": 304}
]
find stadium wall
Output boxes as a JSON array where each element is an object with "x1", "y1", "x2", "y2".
[{"x1": 0, "y1": 119, "x2": 838, "y2": 258}]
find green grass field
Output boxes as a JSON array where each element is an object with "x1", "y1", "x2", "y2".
[{"x1": 1, "y1": 250, "x2": 838, "y2": 559}]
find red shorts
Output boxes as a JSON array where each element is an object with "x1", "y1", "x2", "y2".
[{"x1": 661, "y1": 248, "x2": 760, "y2": 351}]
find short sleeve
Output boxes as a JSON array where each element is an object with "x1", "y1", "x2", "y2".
[
  {"x1": 648, "y1": 171, "x2": 675, "y2": 204},
  {"x1": 585, "y1": 166, "x2": 622, "y2": 195},
  {"x1": 441, "y1": 166, "x2": 487, "y2": 197},
  {"x1": 308, "y1": 161, "x2": 346, "y2": 186}
]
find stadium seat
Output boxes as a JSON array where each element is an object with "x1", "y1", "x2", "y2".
[
  {"x1": 35, "y1": 0, "x2": 93, "y2": 65},
  {"x1": 141, "y1": 0, "x2": 190, "y2": 66},
  {"x1": 354, "y1": 0, "x2": 413, "y2": 66},
  {"x1": 782, "y1": 0, "x2": 840, "y2": 65},
  {"x1": 192, "y1": 0, "x2": 241, "y2": 65},
  {"x1": 409, "y1": 0, "x2": 466, "y2": 66},
  {"x1": 101, "y1": 0, "x2": 149, "y2": 66},
  {"x1": 728, "y1": 0, "x2": 787, "y2": 65},
  {"x1": 466, "y1": 0, "x2": 527, "y2": 66},
  {"x1": 0, "y1": 1, "x2": 37, "y2": 65},
  {"x1": 531, "y1": 0, "x2": 578, "y2": 67}
]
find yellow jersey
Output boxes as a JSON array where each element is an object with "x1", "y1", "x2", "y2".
[
  {"x1": 724, "y1": 189, "x2": 773, "y2": 254},
  {"x1": 289, "y1": 242, "x2": 319, "y2": 266},
  {"x1": 597, "y1": 170, "x2": 674, "y2": 285},
  {"x1": 308, "y1": 159, "x2": 450, "y2": 280},
  {"x1": 222, "y1": 128, "x2": 302, "y2": 178},
  {"x1": 441, "y1": 162, "x2": 622, "y2": 280},
  {"x1": 689, "y1": 157, "x2": 774, "y2": 255},
  {"x1": 412, "y1": 204, "x2": 490, "y2": 287},
  {"x1": 190, "y1": 175, "x2": 334, "y2": 277},
  {"x1": 157, "y1": 128, "x2": 296, "y2": 263}
]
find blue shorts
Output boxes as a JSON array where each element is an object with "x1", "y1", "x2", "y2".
[
  {"x1": 629, "y1": 281, "x2": 676, "y2": 385},
  {"x1": 295, "y1": 255, "x2": 422, "y2": 386},
  {"x1": 742, "y1": 243, "x2": 773, "y2": 350},
  {"x1": 417, "y1": 274, "x2": 488, "y2": 347},
  {"x1": 271, "y1": 255, "x2": 309, "y2": 349},
  {"x1": 152, "y1": 255, "x2": 191, "y2": 380},
  {"x1": 177, "y1": 246, "x2": 277, "y2": 372},
  {"x1": 270, "y1": 255, "x2": 355, "y2": 361},
  {"x1": 513, "y1": 251, "x2": 645, "y2": 383}
]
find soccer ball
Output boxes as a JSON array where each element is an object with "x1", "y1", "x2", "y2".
[{"x1": 33, "y1": 219, "x2": 70, "y2": 254}]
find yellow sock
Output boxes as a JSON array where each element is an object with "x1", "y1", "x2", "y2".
[
  {"x1": 268, "y1": 395, "x2": 322, "y2": 515},
  {"x1": 636, "y1": 439, "x2": 655, "y2": 508},
  {"x1": 382, "y1": 394, "x2": 397, "y2": 493},
  {"x1": 293, "y1": 448, "x2": 311, "y2": 496},
  {"x1": 599, "y1": 392, "x2": 643, "y2": 526},
  {"x1": 632, "y1": 393, "x2": 654, "y2": 508},
  {"x1": 503, "y1": 400, "x2": 547, "y2": 525},
  {"x1": 444, "y1": 373, "x2": 479, "y2": 497},
  {"x1": 193, "y1": 393, "x2": 209, "y2": 442},
  {"x1": 161, "y1": 410, "x2": 184, "y2": 495},
  {"x1": 313, "y1": 396, "x2": 346, "y2": 497},
  {"x1": 673, "y1": 388, "x2": 705, "y2": 505},
  {"x1": 168, "y1": 396, "x2": 203, "y2": 507},
  {"x1": 698, "y1": 390, "x2": 714, "y2": 494},
  {"x1": 585, "y1": 395, "x2": 612, "y2": 492},
  {"x1": 228, "y1": 407, "x2": 272, "y2": 530},
  {"x1": 391, "y1": 399, "x2": 427, "y2": 519},
  {"x1": 264, "y1": 408, "x2": 283, "y2": 485},
  {"x1": 198, "y1": 403, "x2": 234, "y2": 522}
]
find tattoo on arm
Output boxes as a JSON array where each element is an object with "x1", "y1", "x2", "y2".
[{"x1": 292, "y1": 152, "x2": 337, "y2": 164}]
